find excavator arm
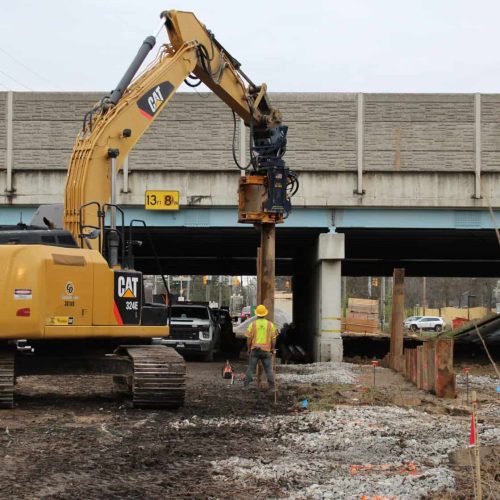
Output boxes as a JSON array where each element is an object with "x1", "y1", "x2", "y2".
[
  {"x1": 165, "y1": 11, "x2": 280, "y2": 128},
  {"x1": 64, "y1": 10, "x2": 296, "y2": 255}
]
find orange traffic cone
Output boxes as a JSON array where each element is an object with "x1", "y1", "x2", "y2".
[{"x1": 222, "y1": 360, "x2": 233, "y2": 379}]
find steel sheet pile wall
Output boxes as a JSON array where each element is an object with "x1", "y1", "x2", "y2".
[{"x1": 403, "y1": 338, "x2": 456, "y2": 398}]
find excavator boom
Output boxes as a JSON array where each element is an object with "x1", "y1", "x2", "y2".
[{"x1": 65, "y1": 10, "x2": 293, "y2": 250}]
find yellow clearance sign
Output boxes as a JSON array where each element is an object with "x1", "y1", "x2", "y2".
[{"x1": 145, "y1": 190, "x2": 180, "y2": 210}]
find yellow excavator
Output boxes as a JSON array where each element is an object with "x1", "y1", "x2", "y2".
[{"x1": 0, "y1": 10, "x2": 297, "y2": 408}]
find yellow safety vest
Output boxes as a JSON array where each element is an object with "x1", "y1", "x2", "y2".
[{"x1": 245, "y1": 318, "x2": 277, "y2": 352}]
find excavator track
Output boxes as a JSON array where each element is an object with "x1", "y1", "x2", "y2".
[
  {"x1": 119, "y1": 345, "x2": 186, "y2": 408},
  {"x1": 0, "y1": 351, "x2": 15, "y2": 409}
]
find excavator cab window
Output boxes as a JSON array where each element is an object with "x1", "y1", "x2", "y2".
[{"x1": 0, "y1": 229, "x2": 77, "y2": 247}]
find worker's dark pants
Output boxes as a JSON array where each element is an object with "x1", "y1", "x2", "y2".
[{"x1": 244, "y1": 348, "x2": 274, "y2": 387}]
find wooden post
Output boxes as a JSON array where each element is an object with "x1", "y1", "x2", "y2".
[
  {"x1": 256, "y1": 246, "x2": 262, "y2": 304},
  {"x1": 421, "y1": 341, "x2": 429, "y2": 391},
  {"x1": 471, "y1": 390, "x2": 483, "y2": 499},
  {"x1": 411, "y1": 349, "x2": 417, "y2": 383},
  {"x1": 255, "y1": 224, "x2": 276, "y2": 389},
  {"x1": 427, "y1": 341, "x2": 436, "y2": 393},
  {"x1": 434, "y1": 338, "x2": 456, "y2": 398},
  {"x1": 255, "y1": 246, "x2": 263, "y2": 387},
  {"x1": 417, "y1": 346, "x2": 423, "y2": 389},
  {"x1": 259, "y1": 223, "x2": 275, "y2": 321},
  {"x1": 273, "y1": 349, "x2": 278, "y2": 404},
  {"x1": 390, "y1": 268, "x2": 405, "y2": 371}
]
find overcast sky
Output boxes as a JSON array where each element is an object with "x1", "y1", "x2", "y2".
[{"x1": 1, "y1": 0, "x2": 499, "y2": 93}]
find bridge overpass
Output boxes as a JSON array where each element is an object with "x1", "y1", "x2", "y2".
[{"x1": 1, "y1": 91, "x2": 500, "y2": 361}]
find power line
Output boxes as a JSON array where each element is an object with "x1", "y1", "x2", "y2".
[
  {"x1": 0, "y1": 46, "x2": 63, "y2": 90},
  {"x1": 0, "y1": 68, "x2": 32, "y2": 91}
]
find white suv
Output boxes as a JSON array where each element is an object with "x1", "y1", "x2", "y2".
[
  {"x1": 408, "y1": 316, "x2": 446, "y2": 333},
  {"x1": 403, "y1": 316, "x2": 422, "y2": 329}
]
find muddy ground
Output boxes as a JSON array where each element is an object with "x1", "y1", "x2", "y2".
[{"x1": 0, "y1": 357, "x2": 498, "y2": 499}]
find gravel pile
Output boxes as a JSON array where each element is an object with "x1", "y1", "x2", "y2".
[{"x1": 277, "y1": 362, "x2": 357, "y2": 385}]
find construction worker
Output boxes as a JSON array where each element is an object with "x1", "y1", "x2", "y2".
[{"x1": 243, "y1": 304, "x2": 278, "y2": 389}]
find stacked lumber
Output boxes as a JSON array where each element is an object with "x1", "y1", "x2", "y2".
[{"x1": 343, "y1": 298, "x2": 380, "y2": 334}]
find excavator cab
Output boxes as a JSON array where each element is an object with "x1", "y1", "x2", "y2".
[{"x1": 77, "y1": 200, "x2": 170, "y2": 329}]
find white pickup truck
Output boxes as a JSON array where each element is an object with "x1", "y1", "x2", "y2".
[{"x1": 152, "y1": 303, "x2": 220, "y2": 361}]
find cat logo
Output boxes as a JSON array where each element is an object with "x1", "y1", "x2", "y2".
[
  {"x1": 137, "y1": 81, "x2": 174, "y2": 120},
  {"x1": 117, "y1": 276, "x2": 139, "y2": 298},
  {"x1": 147, "y1": 86, "x2": 164, "y2": 114}
]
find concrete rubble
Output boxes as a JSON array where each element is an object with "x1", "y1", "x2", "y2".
[
  {"x1": 202, "y1": 361, "x2": 498, "y2": 499},
  {"x1": 456, "y1": 372, "x2": 500, "y2": 419},
  {"x1": 207, "y1": 407, "x2": 486, "y2": 498},
  {"x1": 456, "y1": 372, "x2": 498, "y2": 389}
]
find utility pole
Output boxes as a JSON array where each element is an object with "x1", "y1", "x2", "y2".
[
  {"x1": 467, "y1": 294, "x2": 476, "y2": 320},
  {"x1": 422, "y1": 276, "x2": 427, "y2": 314},
  {"x1": 381, "y1": 276, "x2": 386, "y2": 330},
  {"x1": 390, "y1": 268, "x2": 405, "y2": 372}
]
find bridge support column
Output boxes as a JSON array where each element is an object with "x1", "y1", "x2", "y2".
[{"x1": 313, "y1": 233, "x2": 345, "y2": 362}]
